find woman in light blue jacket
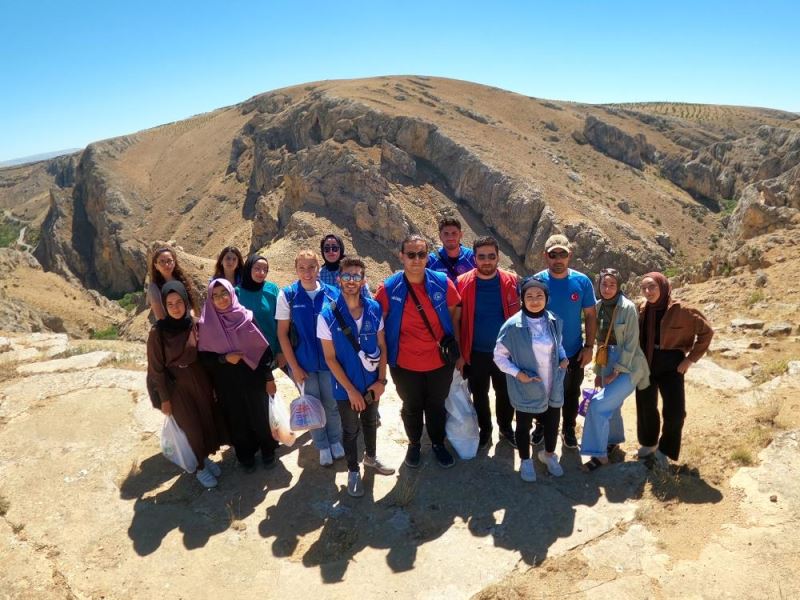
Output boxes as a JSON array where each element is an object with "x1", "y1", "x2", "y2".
[
  {"x1": 494, "y1": 278, "x2": 569, "y2": 482},
  {"x1": 581, "y1": 268, "x2": 651, "y2": 471}
]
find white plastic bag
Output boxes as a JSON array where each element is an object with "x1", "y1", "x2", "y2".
[
  {"x1": 268, "y1": 393, "x2": 296, "y2": 446},
  {"x1": 445, "y1": 370, "x2": 479, "y2": 459},
  {"x1": 289, "y1": 383, "x2": 327, "y2": 431},
  {"x1": 160, "y1": 416, "x2": 198, "y2": 473}
]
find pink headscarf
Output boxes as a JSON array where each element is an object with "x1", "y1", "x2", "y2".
[{"x1": 198, "y1": 278, "x2": 268, "y2": 370}]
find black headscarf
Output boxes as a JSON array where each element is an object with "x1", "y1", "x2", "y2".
[
  {"x1": 320, "y1": 234, "x2": 345, "y2": 272},
  {"x1": 521, "y1": 277, "x2": 549, "y2": 318},
  {"x1": 240, "y1": 254, "x2": 268, "y2": 292},
  {"x1": 156, "y1": 281, "x2": 193, "y2": 333}
]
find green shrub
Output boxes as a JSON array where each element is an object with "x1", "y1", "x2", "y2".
[
  {"x1": 117, "y1": 292, "x2": 143, "y2": 312},
  {"x1": 0, "y1": 218, "x2": 22, "y2": 248},
  {"x1": 91, "y1": 325, "x2": 119, "y2": 340}
]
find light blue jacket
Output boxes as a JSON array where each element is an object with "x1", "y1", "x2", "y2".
[
  {"x1": 597, "y1": 294, "x2": 651, "y2": 390},
  {"x1": 495, "y1": 310, "x2": 567, "y2": 414}
]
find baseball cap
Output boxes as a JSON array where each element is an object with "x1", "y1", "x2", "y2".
[{"x1": 544, "y1": 234, "x2": 571, "y2": 253}]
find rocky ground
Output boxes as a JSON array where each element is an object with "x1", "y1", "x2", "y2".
[{"x1": 1, "y1": 307, "x2": 798, "y2": 599}]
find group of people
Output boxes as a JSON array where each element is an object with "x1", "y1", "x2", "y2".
[{"x1": 146, "y1": 216, "x2": 713, "y2": 495}]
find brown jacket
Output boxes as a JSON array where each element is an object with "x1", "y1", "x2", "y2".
[{"x1": 638, "y1": 299, "x2": 714, "y2": 363}]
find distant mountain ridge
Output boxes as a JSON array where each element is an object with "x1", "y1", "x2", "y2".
[{"x1": 0, "y1": 148, "x2": 82, "y2": 168}]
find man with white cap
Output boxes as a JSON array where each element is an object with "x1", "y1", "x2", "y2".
[{"x1": 533, "y1": 234, "x2": 597, "y2": 449}]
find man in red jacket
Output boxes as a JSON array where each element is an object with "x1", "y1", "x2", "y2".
[{"x1": 457, "y1": 236, "x2": 521, "y2": 449}]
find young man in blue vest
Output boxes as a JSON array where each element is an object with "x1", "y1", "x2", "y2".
[
  {"x1": 318, "y1": 257, "x2": 395, "y2": 498},
  {"x1": 457, "y1": 236, "x2": 521, "y2": 449},
  {"x1": 533, "y1": 234, "x2": 597, "y2": 449},
  {"x1": 426, "y1": 217, "x2": 476, "y2": 283},
  {"x1": 376, "y1": 234, "x2": 462, "y2": 468},
  {"x1": 277, "y1": 249, "x2": 344, "y2": 467}
]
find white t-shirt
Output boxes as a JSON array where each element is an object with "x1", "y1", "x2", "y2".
[
  {"x1": 275, "y1": 283, "x2": 322, "y2": 321},
  {"x1": 316, "y1": 310, "x2": 384, "y2": 340}
]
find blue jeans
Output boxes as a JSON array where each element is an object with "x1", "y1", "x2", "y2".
[
  {"x1": 301, "y1": 370, "x2": 343, "y2": 450},
  {"x1": 580, "y1": 345, "x2": 633, "y2": 458}
]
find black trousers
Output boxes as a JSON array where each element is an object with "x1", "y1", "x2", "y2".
[
  {"x1": 635, "y1": 349, "x2": 686, "y2": 461},
  {"x1": 336, "y1": 399, "x2": 379, "y2": 472},
  {"x1": 515, "y1": 406, "x2": 560, "y2": 459},
  {"x1": 466, "y1": 351, "x2": 514, "y2": 434},
  {"x1": 390, "y1": 364, "x2": 453, "y2": 446},
  {"x1": 561, "y1": 350, "x2": 585, "y2": 432}
]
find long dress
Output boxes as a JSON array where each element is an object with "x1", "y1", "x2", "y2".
[{"x1": 147, "y1": 323, "x2": 223, "y2": 464}]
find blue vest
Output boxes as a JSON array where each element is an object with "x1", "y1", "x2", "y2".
[
  {"x1": 496, "y1": 310, "x2": 566, "y2": 413},
  {"x1": 283, "y1": 281, "x2": 339, "y2": 373},
  {"x1": 383, "y1": 269, "x2": 454, "y2": 367},
  {"x1": 320, "y1": 295, "x2": 383, "y2": 401}
]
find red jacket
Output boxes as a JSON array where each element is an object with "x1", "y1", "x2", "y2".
[{"x1": 457, "y1": 268, "x2": 520, "y2": 364}]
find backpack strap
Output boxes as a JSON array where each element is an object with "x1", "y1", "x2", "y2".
[{"x1": 329, "y1": 301, "x2": 362, "y2": 354}]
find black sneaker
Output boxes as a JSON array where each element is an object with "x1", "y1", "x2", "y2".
[
  {"x1": 478, "y1": 430, "x2": 492, "y2": 450},
  {"x1": 499, "y1": 428, "x2": 517, "y2": 449},
  {"x1": 432, "y1": 444, "x2": 455, "y2": 468},
  {"x1": 262, "y1": 454, "x2": 277, "y2": 470},
  {"x1": 531, "y1": 423, "x2": 544, "y2": 446},
  {"x1": 404, "y1": 444, "x2": 422, "y2": 469},
  {"x1": 561, "y1": 428, "x2": 578, "y2": 449}
]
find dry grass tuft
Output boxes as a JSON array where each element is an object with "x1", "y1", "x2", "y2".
[{"x1": 0, "y1": 492, "x2": 9, "y2": 516}]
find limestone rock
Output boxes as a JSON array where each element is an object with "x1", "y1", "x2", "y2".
[
  {"x1": 730, "y1": 318, "x2": 765, "y2": 330},
  {"x1": 686, "y1": 358, "x2": 753, "y2": 391},
  {"x1": 583, "y1": 116, "x2": 656, "y2": 169},
  {"x1": 16, "y1": 350, "x2": 115, "y2": 374},
  {"x1": 763, "y1": 322, "x2": 794, "y2": 337}
]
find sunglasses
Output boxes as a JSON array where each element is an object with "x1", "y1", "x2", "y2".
[
  {"x1": 404, "y1": 251, "x2": 428, "y2": 260},
  {"x1": 476, "y1": 253, "x2": 497, "y2": 261},
  {"x1": 323, "y1": 245, "x2": 340, "y2": 252},
  {"x1": 339, "y1": 273, "x2": 364, "y2": 283},
  {"x1": 157, "y1": 258, "x2": 175, "y2": 266},
  {"x1": 547, "y1": 250, "x2": 569, "y2": 259}
]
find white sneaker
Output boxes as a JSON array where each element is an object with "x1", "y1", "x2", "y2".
[
  {"x1": 347, "y1": 471, "x2": 365, "y2": 497},
  {"x1": 195, "y1": 468, "x2": 218, "y2": 488},
  {"x1": 520, "y1": 458, "x2": 536, "y2": 482},
  {"x1": 320, "y1": 448, "x2": 334, "y2": 467},
  {"x1": 204, "y1": 457, "x2": 221, "y2": 477},
  {"x1": 637, "y1": 445, "x2": 658, "y2": 458},
  {"x1": 331, "y1": 442, "x2": 345, "y2": 460},
  {"x1": 364, "y1": 455, "x2": 396, "y2": 475},
  {"x1": 538, "y1": 450, "x2": 564, "y2": 477}
]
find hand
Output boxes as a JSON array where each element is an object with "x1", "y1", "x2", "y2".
[
  {"x1": 594, "y1": 375, "x2": 601, "y2": 389},
  {"x1": 367, "y1": 380, "x2": 386, "y2": 402},
  {"x1": 348, "y1": 388, "x2": 366, "y2": 412},
  {"x1": 579, "y1": 347, "x2": 593, "y2": 368},
  {"x1": 276, "y1": 353, "x2": 288, "y2": 369},
  {"x1": 677, "y1": 358, "x2": 693, "y2": 374},
  {"x1": 160, "y1": 400, "x2": 172, "y2": 416},
  {"x1": 559, "y1": 358, "x2": 569, "y2": 369},
  {"x1": 455, "y1": 356, "x2": 466, "y2": 374},
  {"x1": 516, "y1": 371, "x2": 541, "y2": 384},
  {"x1": 225, "y1": 352, "x2": 244, "y2": 365},
  {"x1": 604, "y1": 371, "x2": 620, "y2": 385},
  {"x1": 266, "y1": 380, "x2": 277, "y2": 397},
  {"x1": 291, "y1": 365, "x2": 308, "y2": 386}
]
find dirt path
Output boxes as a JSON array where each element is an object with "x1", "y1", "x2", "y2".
[{"x1": 1, "y1": 333, "x2": 798, "y2": 599}]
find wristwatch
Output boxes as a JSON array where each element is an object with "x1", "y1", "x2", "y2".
[{"x1": 377, "y1": 378, "x2": 388, "y2": 385}]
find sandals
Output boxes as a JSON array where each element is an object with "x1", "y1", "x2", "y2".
[{"x1": 582, "y1": 457, "x2": 607, "y2": 472}]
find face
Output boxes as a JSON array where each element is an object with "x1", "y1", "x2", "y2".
[
  {"x1": 474, "y1": 244, "x2": 499, "y2": 277},
  {"x1": 599, "y1": 275, "x2": 619, "y2": 300},
  {"x1": 165, "y1": 292, "x2": 187, "y2": 320},
  {"x1": 322, "y1": 238, "x2": 341, "y2": 262},
  {"x1": 439, "y1": 226, "x2": 463, "y2": 252},
  {"x1": 211, "y1": 284, "x2": 232, "y2": 311},
  {"x1": 222, "y1": 252, "x2": 239, "y2": 273},
  {"x1": 251, "y1": 259, "x2": 269, "y2": 284},
  {"x1": 544, "y1": 247, "x2": 570, "y2": 275},
  {"x1": 338, "y1": 266, "x2": 365, "y2": 297},
  {"x1": 523, "y1": 287, "x2": 547, "y2": 313},
  {"x1": 640, "y1": 277, "x2": 661, "y2": 304},
  {"x1": 295, "y1": 257, "x2": 319, "y2": 284},
  {"x1": 400, "y1": 240, "x2": 428, "y2": 277},
  {"x1": 154, "y1": 251, "x2": 175, "y2": 278}
]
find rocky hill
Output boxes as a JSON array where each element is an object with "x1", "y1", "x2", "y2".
[{"x1": 1, "y1": 76, "x2": 798, "y2": 335}]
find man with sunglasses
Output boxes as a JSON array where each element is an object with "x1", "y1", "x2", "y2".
[
  {"x1": 427, "y1": 217, "x2": 476, "y2": 284},
  {"x1": 376, "y1": 235, "x2": 462, "y2": 469},
  {"x1": 318, "y1": 257, "x2": 395, "y2": 498},
  {"x1": 456, "y1": 236, "x2": 521, "y2": 449},
  {"x1": 533, "y1": 234, "x2": 597, "y2": 449}
]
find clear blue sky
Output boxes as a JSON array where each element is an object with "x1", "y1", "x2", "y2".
[{"x1": 2, "y1": 0, "x2": 798, "y2": 161}]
